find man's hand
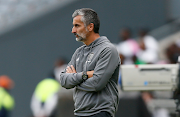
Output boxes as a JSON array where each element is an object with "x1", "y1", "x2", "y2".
[
  {"x1": 66, "y1": 65, "x2": 77, "y2": 73},
  {"x1": 87, "y1": 71, "x2": 94, "y2": 78},
  {"x1": 66, "y1": 65, "x2": 93, "y2": 78}
]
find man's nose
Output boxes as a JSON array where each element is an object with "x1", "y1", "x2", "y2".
[{"x1": 72, "y1": 27, "x2": 76, "y2": 33}]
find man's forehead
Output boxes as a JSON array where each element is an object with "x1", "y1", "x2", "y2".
[{"x1": 73, "y1": 15, "x2": 82, "y2": 22}]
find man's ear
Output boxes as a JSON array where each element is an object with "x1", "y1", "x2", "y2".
[{"x1": 88, "y1": 23, "x2": 94, "y2": 32}]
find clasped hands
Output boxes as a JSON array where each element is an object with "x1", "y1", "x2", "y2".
[{"x1": 66, "y1": 65, "x2": 94, "y2": 78}]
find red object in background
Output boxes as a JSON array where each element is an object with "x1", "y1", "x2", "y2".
[{"x1": 0, "y1": 75, "x2": 14, "y2": 89}]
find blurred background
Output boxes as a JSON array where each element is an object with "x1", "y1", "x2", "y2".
[{"x1": 0, "y1": 0, "x2": 180, "y2": 117}]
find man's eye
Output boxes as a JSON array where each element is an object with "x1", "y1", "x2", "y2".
[{"x1": 75, "y1": 24, "x2": 79, "y2": 27}]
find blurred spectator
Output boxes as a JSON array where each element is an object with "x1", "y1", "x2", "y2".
[
  {"x1": 136, "y1": 28, "x2": 159, "y2": 64},
  {"x1": 50, "y1": 57, "x2": 73, "y2": 116},
  {"x1": 136, "y1": 28, "x2": 169, "y2": 116},
  {"x1": 52, "y1": 57, "x2": 74, "y2": 117},
  {"x1": 53, "y1": 57, "x2": 67, "y2": 81},
  {"x1": 116, "y1": 28, "x2": 140, "y2": 87},
  {"x1": 165, "y1": 39, "x2": 180, "y2": 64},
  {"x1": 116, "y1": 28, "x2": 140, "y2": 65},
  {"x1": 48, "y1": 57, "x2": 67, "y2": 81},
  {"x1": 30, "y1": 78, "x2": 60, "y2": 117},
  {"x1": 0, "y1": 75, "x2": 15, "y2": 117}
]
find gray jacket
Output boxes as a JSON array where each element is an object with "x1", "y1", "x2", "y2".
[{"x1": 59, "y1": 36, "x2": 120, "y2": 117}]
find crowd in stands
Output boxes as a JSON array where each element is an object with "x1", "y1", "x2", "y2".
[
  {"x1": 0, "y1": 0, "x2": 62, "y2": 29},
  {"x1": 116, "y1": 27, "x2": 159, "y2": 65}
]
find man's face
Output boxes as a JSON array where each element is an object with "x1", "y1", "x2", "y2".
[{"x1": 72, "y1": 15, "x2": 89, "y2": 42}]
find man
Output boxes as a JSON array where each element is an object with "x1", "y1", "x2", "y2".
[
  {"x1": 59, "y1": 8, "x2": 120, "y2": 117},
  {"x1": 136, "y1": 28, "x2": 159, "y2": 64},
  {"x1": 0, "y1": 75, "x2": 14, "y2": 117},
  {"x1": 116, "y1": 28, "x2": 139, "y2": 65},
  {"x1": 30, "y1": 78, "x2": 60, "y2": 117}
]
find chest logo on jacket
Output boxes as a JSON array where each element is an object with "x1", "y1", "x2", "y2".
[
  {"x1": 86, "y1": 53, "x2": 94, "y2": 63},
  {"x1": 76, "y1": 57, "x2": 79, "y2": 62}
]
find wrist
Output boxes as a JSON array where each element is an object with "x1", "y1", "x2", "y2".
[{"x1": 82, "y1": 71, "x2": 88, "y2": 81}]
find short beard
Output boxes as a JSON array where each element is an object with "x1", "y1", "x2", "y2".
[
  {"x1": 75, "y1": 33, "x2": 87, "y2": 42},
  {"x1": 76, "y1": 36, "x2": 84, "y2": 42}
]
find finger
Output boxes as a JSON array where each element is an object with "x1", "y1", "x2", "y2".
[
  {"x1": 68, "y1": 66, "x2": 73, "y2": 72},
  {"x1": 71, "y1": 65, "x2": 76, "y2": 73},
  {"x1": 66, "y1": 66, "x2": 71, "y2": 73},
  {"x1": 66, "y1": 68, "x2": 69, "y2": 73}
]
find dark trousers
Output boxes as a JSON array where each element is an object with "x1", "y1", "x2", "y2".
[
  {"x1": 0, "y1": 107, "x2": 9, "y2": 117},
  {"x1": 75, "y1": 111, "x2": 112, "y2": 117}
]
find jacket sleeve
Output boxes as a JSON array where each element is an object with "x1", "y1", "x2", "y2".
[
  {"x1": 76, "y1": 47, "x2": 120, "y2": 92},
  {"x1": 59, "y1": 50, "x2": 84, "y2": 89}
]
